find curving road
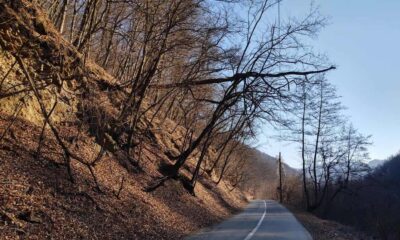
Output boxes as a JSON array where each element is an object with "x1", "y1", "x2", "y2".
[{"x1": 186, "y1": 200, "x2": 312, "y2": 240}]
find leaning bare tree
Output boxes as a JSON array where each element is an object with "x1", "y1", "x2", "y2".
[{"x1": 140, "y1": 1, "x2": 335, "y2": 194}]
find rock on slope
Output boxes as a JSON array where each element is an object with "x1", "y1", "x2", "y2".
[{"x1": 0, "y1": 1, "x2": 247, "y2": 239}]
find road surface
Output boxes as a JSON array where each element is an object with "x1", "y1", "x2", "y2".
[{"x1": 186, "y1": 200, "x2": 312, "y2": 240}]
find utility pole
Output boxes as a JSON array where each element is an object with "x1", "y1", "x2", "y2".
[
  {"x1": 277, "y1": 3, "x2": 283, "y2": 205},
  {"x1": 278, "y1": 152, "x2": 283, "y2": 203}
]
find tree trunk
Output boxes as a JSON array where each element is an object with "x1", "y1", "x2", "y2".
[
  {"x1": 301, "y1": 82, "x2": 311, "y2": 211},
  {"x1": 57, "y1": 0, "x2": 69, "y2": 34}
]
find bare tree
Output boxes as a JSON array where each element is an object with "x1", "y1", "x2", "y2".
[{"x1": 282, "y1": 75, "x2": 370, "y2": 211}]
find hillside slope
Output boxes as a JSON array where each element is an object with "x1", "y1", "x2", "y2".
[{"x1": 0, "y1": 1, "x2": 248, "y2": 239}]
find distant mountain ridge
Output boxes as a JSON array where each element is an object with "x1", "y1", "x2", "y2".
[
  {"x1": 368, "y1": 159, "x2": 386, "y2": 168},
  {"x1": 248, "y1": 148, "x2": 298, "y2": 180}
]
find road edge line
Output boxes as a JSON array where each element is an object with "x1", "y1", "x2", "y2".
[{"x1": 243, "y1": 200, "x2": 267, "y2": 240}]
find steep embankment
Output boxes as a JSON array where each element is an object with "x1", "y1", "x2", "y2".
[{"x1": 0, "y1": 1, "x2": 247, "y2": 239}]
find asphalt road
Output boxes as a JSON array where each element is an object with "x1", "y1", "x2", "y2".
[{"x1": 186, "y1": 200, "x2": 312, "y2": 240}]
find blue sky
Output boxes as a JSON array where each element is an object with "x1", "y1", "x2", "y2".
[{"x1": 257, "y1": 0, "x2": 400, "y2": 168}]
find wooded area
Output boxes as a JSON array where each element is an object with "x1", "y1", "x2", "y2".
[
  {"x1": 2, "y1": 0, "x2": 336, "y2": 193},
  {"x1": 323, "y1": 153, "x2": 400, "y2": 239},
  {"x1": 0, "y1": 0, "x2": 397, "y2": 239}
]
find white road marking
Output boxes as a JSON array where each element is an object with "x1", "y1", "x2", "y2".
[{"x1": 243, "y1": 200, "x2": 267, "y2": 240}]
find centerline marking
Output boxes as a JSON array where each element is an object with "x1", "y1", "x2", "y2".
[{"x1": 244, "y1": 200, "x2": 267, "y2": 240}]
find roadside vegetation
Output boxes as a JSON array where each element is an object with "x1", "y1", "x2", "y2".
[{"x1": 0, "y1": 0, "x2": 398, "y2": 239}]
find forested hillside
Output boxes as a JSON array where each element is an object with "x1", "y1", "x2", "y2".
[
  {"x1": 321, "y1": 153, "x2": 400, "y2": 239},
  {"x1": 0, "y1": 0, "x2": 305, "y2": 238},
  {"x1": 2, "y1": 0, "x2": 393, "y2": 239}
]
